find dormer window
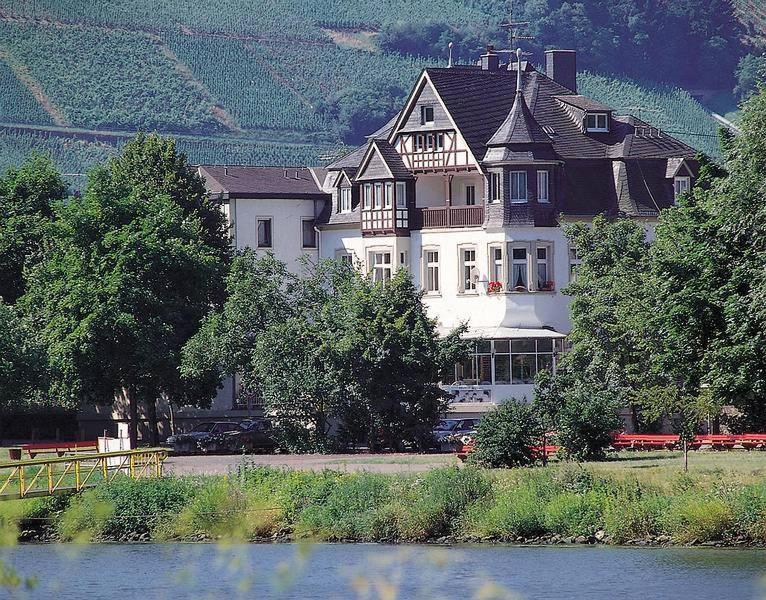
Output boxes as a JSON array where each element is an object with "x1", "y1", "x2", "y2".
[
  {"x1": 586, "y1": 113, "x2": 609, "y2": 132},
  {"x1": 420, "y1": 105, "x2": 434, "y2": 126},
  {"x1": 674, "y1": 176, "x2": 690, "y2": 200},
  {"x1": 340, "y1": 187, "x2": 352, "y2": 213}
]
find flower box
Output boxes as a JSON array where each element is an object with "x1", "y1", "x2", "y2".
[{"x1": 487, "y1": 280, "x2": 503, "y2": 294}]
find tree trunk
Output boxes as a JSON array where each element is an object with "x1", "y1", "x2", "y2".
[
  {"x1": 146, "y1": 397, "x2": 159, "y2": 447},
  {"x1": 127, "y1": 388, "x2": 138, "y2": 449}
]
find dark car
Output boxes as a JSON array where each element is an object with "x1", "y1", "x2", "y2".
[
  {"x1": 208, "y1": 419, "x2": 277, "y2": 454},
  {"x1": 431, "y1": 418, "x2": 481, "y2": 451},
  {"x1": 165, "y1": 421, "x2": 243, "y2": 454}
]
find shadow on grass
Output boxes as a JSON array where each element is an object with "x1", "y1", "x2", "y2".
[{"x1": 604, "y1": 453, "x2": 680, "y2": 464}]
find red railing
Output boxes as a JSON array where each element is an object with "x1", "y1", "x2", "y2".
[{"x1": 418, "y1": 205, "x2": 484, "y2": 229}]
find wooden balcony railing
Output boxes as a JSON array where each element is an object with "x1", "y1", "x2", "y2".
[{"x1": 417, "y1": 205, "x2": 484, "y2": 229}]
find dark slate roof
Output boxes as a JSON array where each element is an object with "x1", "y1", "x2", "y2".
[
  {"x1": 325, "y1": 144, "x2": 368, "y2": 170},
  {"x1": 373, "y1": 139, "x2": 414, "y2": 179},
  {"x1": 561, "y1": 159, "x2": 618, "y2": 216},
  {"x1": 486, "y1": 91, "x2": 551, "y2": 147},
  {"x1": 554, "y1": 95, "x2": 612, "y2": 112},
  {"x1": 199, "y1": 166, "x2": 329, "y2": 199}
]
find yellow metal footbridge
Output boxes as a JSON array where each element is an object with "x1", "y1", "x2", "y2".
[{"x1": 0, "y1": 448, "x2": 167, "y2": 500}]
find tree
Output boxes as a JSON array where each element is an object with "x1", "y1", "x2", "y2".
[
  {"x1": 469, "y1": 399, "x2": 543, "y2": 468},
  {"x1": 316, "y1": 85, "x2": 405, "y2": 145},
  {"x1": 0, "y1": 154, "x2": 67, "y2": 304},
  {"x1": 22, "y1": 136, "x2": 229, "y2": 446},
  {"x1": 735, "y1": 54, "x2": 766, "y2": 101}
]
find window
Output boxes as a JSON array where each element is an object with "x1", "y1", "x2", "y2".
[
  {"x1": 489, "y1": 246, "x2": 503, "y2": 286},
  {"x1": 489, "y1": 172, "x2": 501, "y2": 203},
  {"x1": 536, "y1": 245, "x2": 552, "y2": 290},
  {"x1": 454, "y1": 338, "x2": 563, "y2": 385},
  {"x1": 415, "y1": 134, "x2": 424, "y2": 152},
  {"x1": 399, "y1": 251, "x2": 408, "y2": 267},
  {"x1": 340, "y1": 187, "x2": 352, "y2": 213},
  {"x1": 396, "y1": 182, "x2": 407, "y2": 208},
  {"x1": 338, "y1": 251, "x2": 353, "y2": 265},
  {"x1": 256, "y1": 218, "x2": 272, "y2": 248},
  {"x1": 371, "y1": 251, "x2": 392, "y2": 283},
  {"x1": 537, "y1": 171, "x2": 549, "y2": 203},
  {"x1": 674, "y1": 176, "x2": 690, "y2": 200},
  {"x1": 374, "y1": 183, "x2": 382, "y2": 209},
  {"x1": 420, "y1": 105, "x2": 434, "y2": 125},
  {"x1": 460, "y1": 247, "x2": 478, "y2": 293},
  {"x1": 510, "y1": 171, "x2": 527, "y2": 203},
  {"x1": 465, "y1": 185, "x2": 476, "y2": 206},
  {"x1": 510, "y1": 246, "x2": 528, "y2": 290},
  {"x1": 586, "y1": 113, "x2": 609, "y2": 132},
  {"x1": 425, "y1": 134, "x2": 434, "y2": 151},
  {"x1": 384, "y1": 182, "x2": 393, "y2": 208},
  {"x1": 568, "y1": 246, "x2": 582, "y2": 282},
  {"x1": 363, "y1": 183, "x2": 372, "y2": 209},
  {"x1": 302, "y1": 218, "x2": 316, "y2": 248},
  {"x1": 424, "y1": 249, "x2": 440, "y2": 293},
  {"x1": 435, "y1": 133, "x2": 444, "y2": 151}
]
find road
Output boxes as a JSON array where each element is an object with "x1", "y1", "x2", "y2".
[{"x1": 164, "y1": 452, "x2": 458, "y2": 475}]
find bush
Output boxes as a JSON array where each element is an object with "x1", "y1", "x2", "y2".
[
  {"x1": 729, "y1": 484, "x2": 766, "y2": 541},
  {"x1": 663, "y1": 496, "x2": 733, "y2": 543},
  {"x1": 603, "y1": 485, "x2": 669, "y2": 543},
  {"x1": 554, "y1": 386, "x2": 621, "y2": 461},
  {"x1": 543, "y1": 491, "x2": 604, "y2": 537},
  {"x1": 470, "y1": 399, "x2": 544, "y2": 468},
  {"x1": 57, "y1": 491, "x2": 115, "y2": 542}
]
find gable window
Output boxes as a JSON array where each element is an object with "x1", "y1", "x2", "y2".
[
  {"x1": 302, "y1": 218, "x2": 316, "y2": 249},
  {"x1": 586, "y1": 113, "x2": 609, "y2": 132},
  {"x1": 371, "y1": 251, "x2": 392, "y2": 283},
  {"x1": 435, "y1": 133, "x2": 444, "y2": 151},
  {"x1": 424, "y1": 249, "x2": 440, "y2": 294},
  {"x1": 510, "y1": 171, "x2": 527, "y2": 203},
  {"x1": 568, "y1": 246, "x2": 582, "y2": 282},
  {"x1": 363, "y1": 183, "x2": 372, "y2": 209},
  {"x1": 460, "y1": 247, "x2": 478, "y2": 293},
  {"x1": 415, "y1": 134, "x2": 424, "y2": 152},
  {"x1": 510, "y1": 246, "x2": 528, "y2": 291},
  {"x1": 340, "y1": 187, "x2": 352, "y2": 213},
  {"x1": 466, "y1": 185, "x2": 476, "y2": 206},
  {"x1": 674, "y1": 176, "x2": 690, "y2": 201},
  {"x1": 256, "y1": 218, "x2": 272, "y2": 248},
  {"x1": 374, "y1": 182, "x2": 382, "y2": 209},
  {"x1": 536, "y1": 245, "x2": 552, "y2": 290},
  {"x1": 384, "y1": 182, "x2": 393, "y2": 208},
  {"x1": 395, "y1": 181, "x2": 407, "y2": 208},
  {"x1": 537, "y1": 171, "x2": 549, "y2": 203},
  {"x1": 420, "y1": 105, "x2": 435, "y2": 125},
  {"x1": 489, "y1": 172, "x2": 501, "y2": 203},
  {"x1": 489, "y1": 245, "x2": 504, "y2": 287}
]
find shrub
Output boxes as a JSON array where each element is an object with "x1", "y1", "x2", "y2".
[
  {"x1": 470, "y1": 485, "x2": 546, "y2": 540},
  {"x1": 723, "y1": 484, "x2": 766, "y2": 541},
  {"x1": 554, "y1": 386, "x2": 621, "y2": 461},
  {"x1": 470, "y1": 400, "x2": 544, "y2": 468},
  {"x1": 57, "y1": 491, "x2": 115, "y2": 542},
  {"x1": 603, "y1": 486, "x2": 669, "y2": 543},
  {"x1": 543, "y1": 491, "x2": 604, "y2": 537},
  {"x1": 663, "y1": 496, "x2": 733, "y2": 543}
]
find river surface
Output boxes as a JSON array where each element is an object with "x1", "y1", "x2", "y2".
[{"x1": 3, "y1": 543, "x2": 765, "y2": 599}]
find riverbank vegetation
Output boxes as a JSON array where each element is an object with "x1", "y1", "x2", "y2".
[{"x1": 4, "y1": 459, "x2": 766, "y2": 547}]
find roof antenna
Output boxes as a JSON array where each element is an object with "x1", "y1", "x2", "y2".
[
  {"x1": 448, "y1": 42, "x2": 453, "y2": 68},
  {"x1": 516, "y1": 47, "x2": 522, "y2": 93}
]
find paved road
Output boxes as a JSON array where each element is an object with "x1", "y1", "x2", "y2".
[{"x1": 164, "y1": 452, "x2": 458, "y2": 475}]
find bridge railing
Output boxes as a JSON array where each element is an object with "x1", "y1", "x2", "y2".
[{"x1": 0, "y1": 448, "x2": 167, "y2": 500}]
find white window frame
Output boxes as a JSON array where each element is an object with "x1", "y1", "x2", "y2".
[
  {"x1": 489, "y1": 172, "x2": 501, "y2": 203},
  {"x1": 256, "y1": 217, "x2": 272, "y2": 249},
  {"x1": 363, "y1": 183, "x2": 372, "y2": 209},
  {"x1": 568, "y1": 246, "x2": 582, "y2": 282},
  {"x1": 370, "y1": 249, "x2": 393, "y2": 284},
  {"x1": 395, "y1": 181, "x2": 407, "y2": 208},
  {"x1": 459, "y1": 246, "x2": 478, "y2": 294},
  {"x1": 586, "y1": 113, "x2": 609, "y2": 132},
  {"x1": 340, "y1": 187, "x2": 352, "y2": 213},
  {"x1": 510, "y1": 171, "x2": 527, "y2": 204},
  {"x1": 535, "y1": 243, "x2": 553, "y2": 291},
  {"x1": 423, "y1": 247, "x2": 440, "y2": 295},
  {"x1": 384, "y1": 182, "x2": 393, "y2": 208},
  {"x1": 537, "y1": 170, "x2": 549, "y2": 203},
  {"x1": 509, "y1": 244, "x2": 529, "y2": 291},
  {"x1": 465, "y1": 184, "x2": 476, "y2": 206},
  {"x1": 674, "y1": 176, "x2": 690, "y2": 201},
  {"x1": 301, "y1": 218, "x2": 317, "y2": 249},
  {"x1": 374, "y1": 182, "x2": 382, "y2": 209},
  {"x1": 336, "y1": 249, "x2": 354, "y2": 265},
  {"x1": 488, "y1": 244, "x2": 504, "y2": 287},
  {"x1": 420, "y1": 105, "x2": 435, "y2": 125}
]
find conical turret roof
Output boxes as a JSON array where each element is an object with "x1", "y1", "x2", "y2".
[{"x1": 486, "y1": 86, "x2": 551, "y2": 147}]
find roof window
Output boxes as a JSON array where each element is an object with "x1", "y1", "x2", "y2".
[{"x1": 585, "y1": 113, "x2": 609, "y2": 132}]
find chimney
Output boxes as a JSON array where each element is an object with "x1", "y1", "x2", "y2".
[
  {"x1": 545, "y1": 49, "x2": 577, "y2": 93},
  {"x1": 480, "y1": 45, "x2": 500, "y2": 71}
]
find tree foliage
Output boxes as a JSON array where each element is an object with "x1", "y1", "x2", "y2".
[{"x1": 469, "y1": 399, "x2": 543, "y2": 468}]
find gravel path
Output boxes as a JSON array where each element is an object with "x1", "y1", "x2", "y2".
[{"x1": 164, "y1": 452, "x2": 458, "y2": 475}]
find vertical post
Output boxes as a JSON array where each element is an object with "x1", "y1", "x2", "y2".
[
  {"x1": 75, "y1": 460, "x2": 81, "y2": 491},
  {"x1": 446, "y1": 174, "x2": 453, "y2": 227},
  {"x1": 102, "y1": 455, "x2": 108, "y2": 482},
  {"x1": 47, "y1": 463, "x2": 53, "y2": 494},
  {"x1": 129, "y1": 453, "x2": 135, "y2": 479},
  {"x1": 19, "y1": 466, "x2": 25, "y2": 498},
  {"x1": 155, "y1": 452, "x2": 161, "y2": 478}
]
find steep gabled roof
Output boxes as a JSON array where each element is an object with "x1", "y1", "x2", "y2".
[{"x1": 356, "y1": 139, "x2": 414, "y2": 181}]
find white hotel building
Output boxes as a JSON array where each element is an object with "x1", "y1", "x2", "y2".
[{"x1": 191, "y1": 48, "x2": 698, "y2": 425}]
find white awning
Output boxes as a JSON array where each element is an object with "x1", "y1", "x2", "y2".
[{"x1": 437, "y1": 325, "x2": 567, "y2": 339}]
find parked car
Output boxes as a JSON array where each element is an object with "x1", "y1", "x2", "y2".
[
  {"x1": 431, "y1": 418, "x2": 480, "y2": 451},
  {"x1": 164, "y1": 421, "x2": 243, "y2": 454},
  {"x1": 203, "y1": 418, "x2": 277, "y2": 454}
]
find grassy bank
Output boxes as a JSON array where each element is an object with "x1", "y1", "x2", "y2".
[{"x1": 4, "y1": 456, "x2": 766, "y2": 547}]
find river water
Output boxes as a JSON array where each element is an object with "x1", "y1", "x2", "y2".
[{"x1": 3, "y1": 543, "x2": 765, "y2": 599}]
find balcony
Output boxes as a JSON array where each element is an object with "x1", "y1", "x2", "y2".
[{"x1": 416, "y1": 205, "x2": 484, "y2": 229}]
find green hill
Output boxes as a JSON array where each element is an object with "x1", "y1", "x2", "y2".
[{"x1": 0, "y1": 1, "x2": 725, "y2": 178}]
